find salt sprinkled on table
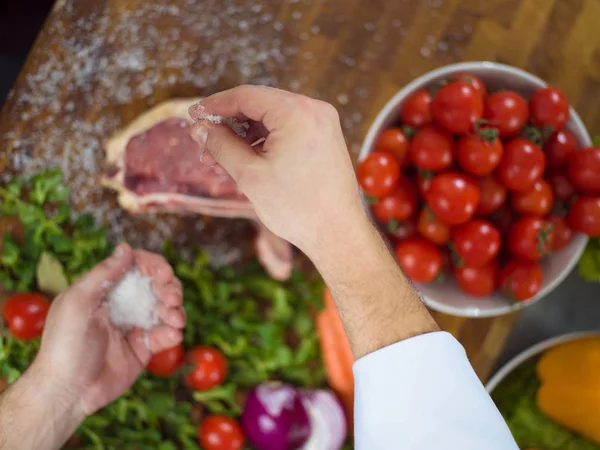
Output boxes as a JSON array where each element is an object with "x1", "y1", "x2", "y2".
[{"x1": 107, "y1": 269, "x2": 159, "y2": 331}]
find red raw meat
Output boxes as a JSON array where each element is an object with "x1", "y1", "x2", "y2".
[{"x1": 101, "y1": 99, "x2": 292, "y2": 280}]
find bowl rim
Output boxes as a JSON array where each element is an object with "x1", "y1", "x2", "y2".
[
  {"x1": 485, "y1": 330, "x2": 600, "y2": 393},
  {"x1": 359, "y1": 61, "x2": 591, "y2": 318}
]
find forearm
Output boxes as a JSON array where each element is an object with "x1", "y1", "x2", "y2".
[
  {"x1": 0, "y1": 362, "x2": 84, "y2": 450},
  {"x1": 309, "y1": 212, "x2": 439, "y2": 359}
]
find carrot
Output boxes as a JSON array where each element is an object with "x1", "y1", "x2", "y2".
[{"x1": 317, "y1": 287, "x2": 355, "y2": 426}]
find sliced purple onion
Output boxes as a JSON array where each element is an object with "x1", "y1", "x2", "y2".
[
  {"x1": 299, "y1": 390, "x2": 347, "y2": 450},
  {"x1": 242, "y1": 382, "x2": 311, "y2": 450}
]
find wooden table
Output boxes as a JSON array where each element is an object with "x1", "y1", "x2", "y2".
[{"x1": 2, "y1": 0, "x2": 600, "y2": 381}]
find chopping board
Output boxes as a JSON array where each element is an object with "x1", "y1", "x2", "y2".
[{"x1": 2, "y1": 0, "x2": 600, "y2": 382}]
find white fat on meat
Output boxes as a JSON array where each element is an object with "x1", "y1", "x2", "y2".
[
  {"x1": 107, "y1": 269, "x2": 159, "y2": 331},
  {"x1": 101, "y1": 99, "x2": 293, "y2": 281}
]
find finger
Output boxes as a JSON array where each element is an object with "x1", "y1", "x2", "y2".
[
  {"x1": 190, "y1": 85, "x2": 296, "y2": 132},
  {"x1": 190, "y1": 121, "x2": 261, "y2": 182},
  {"x1": 153, "y1": 281, "x2": 183, "y2": 307},
  {"x1": 133, "y1": 250, "x2": 174, "y2": 284},
  {"x1": 157, "y1": 303, "x2": 186, "y2": 328},
  {"x1": 70, "y1": 243, "x2": 134, "y2": 308},
  {"x1": 127, "y1": 326, "x2": 183, "y2": 364}
]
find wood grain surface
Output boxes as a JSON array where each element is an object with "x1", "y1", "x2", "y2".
[{"x1": 2, "y1": 0, "x2": 599, "y2": 381}]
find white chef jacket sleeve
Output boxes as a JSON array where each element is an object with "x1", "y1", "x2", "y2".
[{"x1": 353, "y1": 331, "x2": 518, "y2": 450}]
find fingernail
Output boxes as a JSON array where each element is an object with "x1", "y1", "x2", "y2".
[
  {"x1": 113, "y1": 244, "x2": 125, "y2": 259},
  {"x1": 192, "y1": 124, "x2": 208, "y2": 145}
]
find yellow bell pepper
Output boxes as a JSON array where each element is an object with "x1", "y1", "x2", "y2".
[{"x1": 536, "y1": 336, "x2": 600, "y2": 444}]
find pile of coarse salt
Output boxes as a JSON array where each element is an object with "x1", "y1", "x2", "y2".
[
  {"x1": 189, "y1": 102, "x2": 249, "y2": 137},
  {"x1": 107, "y1": 269, "x2": 159, "y2": 331}
]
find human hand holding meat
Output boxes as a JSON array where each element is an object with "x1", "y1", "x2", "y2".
[
  {"x1": 190, "y1": 85, "x2": 438, "y2": 359},
  {"x1": 0, "y1": 244, "x2": 185, "y2": 450}
]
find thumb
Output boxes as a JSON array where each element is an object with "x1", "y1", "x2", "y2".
[
  {"x1": 70, "y1": 243, "x2": 134, "y2": 309},
  {"x1": 190, "y1": 121, "x2": 259, "y2": 181}
]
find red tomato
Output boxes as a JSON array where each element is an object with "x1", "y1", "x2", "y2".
[
  {"x1": 147, "y1": 344, "x2": 185, "y2": 377},
  {"x1": 452, "y1": 220, "x2": 501, "y2": 267},
  {"x1": 476, "y1": 176, "x2": 507, "y2": 216},
  {"x1": 499, "y1": 259, "x2": 543, "y2": 301},
  {"x1": 388, "y1": 218, "x2": 418, "y2": 241},
  {"x1": 491, "y1": 204, "x2": 515, "y2": 236},
  {"x1": 425, "y1": 172, "x2": 480, "y2": 226},
  {"x1": 395, "y1": 237, "x2": 443, "y2": 283},
  {"x1": 456, "y1": 134, "x2": 503, "y2": 176},
  {"x1": 454, "y1": 261, "x2": 498, "y2": 297},
  {"x1": 357, "y1": 152, "x2": 401, "y2": 197},
  {"x1": 567, "y1": 147, "x2": 600, "y2": 194},
  {"x1": 547, "y1": 170, "x2": 576, "y2": 202},
  {"x1": 198, "y1": 415, "x2": 245, "y2": 450},
  {"x1": 508, "y1": 216, "x2": 554, "y2": 261},
  {"x1": 511, "y1": 179, "x2": 554, "y2": 216},
  {"x1": 417, "y1": 207, "x2": 451, "y2": 245},
  {"x1": 568, "y1": 195, "x2": 600, "y2": 237},
  {"x1": 375, "y1": 127, "x2": 410, "y2": 166},
  {"x1": 409, "y1": 124, "x2": 454, "y2": 171},
  {"x1": 432, "y1": 81, "x2": 483, "y2": 134},
  {"x1": 454, "y1": 72, "x2": 487, "y2": 99},
  {"x1": 372, "y1": 179, "x2": 417, "y2": 223},
  {"x1": 548, "y1": 214, "x2": 573, "y2": 251},
  {"x1": 2, "y1": 293, "x2": 51, "y2": 340},
  {"x1": 529, "y1": 86, "x2": 570, "y2": 129},
  {"x1": 416, "y1": 171, "x2": 433, "y2": 197},
  {"x1": 483, "y1": 91, "x2": 528, "y2": 137},
  {"x1": 400, "y1": 89, "x2": 433, "y2": 128},
  {"x1": 544, "y1": 130, "x2": 578, "y2": 168},
  {"x1": 185, "y1": 346, "x2": 228, "y2": 390},
  {"x1": 496, "y1": 138, "x2": 545, "y2": 191}
]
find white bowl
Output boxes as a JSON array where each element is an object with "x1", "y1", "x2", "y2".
[
  {"x1": 359, "y1": 62, "x2": 590, "y2": 318},
  {"x1": 486, "y1": 331, "x2": 600, "y2": 393}
]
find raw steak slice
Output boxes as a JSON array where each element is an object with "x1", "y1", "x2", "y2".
[{"x1": 101, "y1": 99, "x2": 292, "y2": 280}]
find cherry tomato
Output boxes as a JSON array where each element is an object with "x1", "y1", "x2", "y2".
[
  {"x1": 395, "y1": 237, "x2": 443, "y2": 283},
  {"x1": 483, "y1": 91, "x2": 528, "y2": 137},
  {"x1": 567, "y1": 147, "x2": 600, "y2": 194},
  {"x1": 357, "y1": 152, "x2": 401, "y2": 197},
  {"x1": 417, "y1": 207, "x2": 451, "y2": 245},
  {"x1": 198, "y1": 415, "x2": 245, "y2": 450},
  {"x1": 454, "y1": 261, "x2": 498, "y2": 297},
  {"x1": 388, "y1": 218, "x2": 418, "y2": 241},
  {"x1": 185, "y1": 346, "x2": 228, "y2": 390},
  {"x1": 491, "y1": 204, "x2": 515, "y2": 236},
  {"x1": 476, "y1": 176, "x2": 507, "y2": 216},
  {"x1": 548, "y1": 214, "x2": 573, "y2": 251},
  {"x1": 454, "y1": 72, "x2": 487, "y2": 99},
  {"x1": 547, "y1": 170, "x2": 576, "y2": 202},
  {"x1": 544, "y1": 130, "x2": 578, "y2": 168},
  {"x1": 416, "y1": 171, "x2": 433, "y2": 197},
  {"x1": 409, "y1": 124, "x2": 454, "y2": 171},
  {"x1": 499, "y1": 259, "x2": 543, "y2": 301},
  {"x1": 452, "y1": 220, "x2": 501, "y2": 267},
  {"x1": 375, "y1": 127, "x2": 410, "y2": 166},
  {"x1": 2, "y1": 293, "x2": 51, "y2": 340},
  {"x1": 400, "y1": 89, "x2": 432, "y2": 128},
  {"x1": 511, "y1": 179, "x2": 554, "y2": 216},
  {"x1": 456, "y1": 134, "x2": 503, "y2": 176},
  {"x1": 529, "y1": 86, "x2": 570, "y2": 130},
  {"x1": 496, "y1": 138, "x2": 545, "y2": 192},
  {"x1": 432, "y1": 81, "x2": 483, "y2": 134},
  {"x1": 508, "y1": 216, "x2": 554, "y2": 261},
  {"x1": 147, "y1": 344, "x2": 185, "y2": 377},
  {"x1": 425, "y1": 172, "x2": 480, "y2": 226},
  {"x1": 372, "y1": 178, "x2": 417, "y2": 223},
  {"x1": 568, "y1": 195, "x2": 600, "y2": 237}
]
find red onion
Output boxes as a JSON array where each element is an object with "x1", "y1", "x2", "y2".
[
  {"x1": 300, "y1": 390, "x2": 347, "y2": 450},
  {"x1": 242, "y1": 382, "x2": 311, "y2": 450}
]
